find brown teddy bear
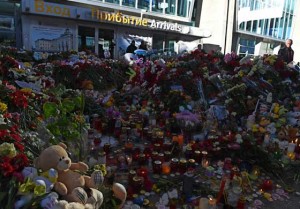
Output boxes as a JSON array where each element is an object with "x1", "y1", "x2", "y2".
[{"x1": 35, "y1": 143, "x2": 104, "y2": 208}]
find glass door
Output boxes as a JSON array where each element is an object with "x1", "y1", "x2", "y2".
[
  {"x1": 78, "y1": 26, "x2": 95, "y2": 52},
  {"x1": 98, "y1": 29, "x2": 114, "y2": 59}
]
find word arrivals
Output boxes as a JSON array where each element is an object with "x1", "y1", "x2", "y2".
[{"x1": 149, "y1": 20, "x2": 182, "y2": 32}]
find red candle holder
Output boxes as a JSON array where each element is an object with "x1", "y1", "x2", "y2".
[
  {"x1": 185, "y1": 146, "x2": 193, "y2": 159},
  {"x1": 170, "y1": 158, "x2": 179, "y2": 173},
  {"x1": 261, "y1": 179, "x2": 273, "y2": 191},
  {"x1": 137, "y1": 167, "x2": 148, "y2": 180},
  {"x1": 164, "y1": 151, "x2": 171, "y2": 162},
  {"x1": 128, "y1": 170, "x2": 136, "y2": 184},
  {"x1": 194, "y1": 150, "x2": 201, "y2": 163},
  {"x1": 163, "y1": 141, "x2": 173, "y2": 152},
  {"x1": 143, "y1": 147, "x2": 152, "y2": 159},
  {"x1": 138, "y1": 153, "x2": 147, "y2": 166},
  {"x1": 179, "y1": 159, "x2": 187, "y2": 174},
  {"x1": 153, "y1": 160, "x2": 162, "y2": 174}
]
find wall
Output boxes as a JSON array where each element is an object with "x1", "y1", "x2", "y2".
[{"x1": 200, "y1": 0, "x2": 235, "y2": 54}]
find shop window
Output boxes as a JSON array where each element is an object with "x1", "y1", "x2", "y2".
[
  {"x1": 122, "y1": 0, "x2": 136, "y2": 7},
  {"x1": 78, "y1": 26, "x2": 95, "y2": 52},
  {"x1": 105, "y1": 0, "x2": 120, "y2": 4},
  {"x1": 152, "y1": 0, "x2": 164, "y2": 13},
  {"x1": 165, "y1": 0, "x2": 176, "y2": 15},
  {"x1": 98, "y1": 29, "x2": 114, "y2": 59},
  {"x1": 177, "y1": 0, "x2": 188, "y2": 17}
]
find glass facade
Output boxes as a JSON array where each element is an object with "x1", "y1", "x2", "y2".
[
  {"x1": 0, "y1": 1, "x2": 21, "y2": 46},
  {"x1": 237, "y1": 0, "x2": 297, "y2": 40},
  {"x1": 101, "y1": 0, "x2": 193, "y2": 19}
]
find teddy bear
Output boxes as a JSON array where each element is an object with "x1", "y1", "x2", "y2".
[{"x1": 34, "y1": 143, "x2": 104, "y2": 208}]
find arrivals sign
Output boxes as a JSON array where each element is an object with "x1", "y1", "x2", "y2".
[{"x1": 23, "y1": 0, "x2": 189, "y2": 34}]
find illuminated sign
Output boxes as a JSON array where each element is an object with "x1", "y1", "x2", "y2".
[{"x1": 26, "y1": 1, "x2": 191, "y2": 34}]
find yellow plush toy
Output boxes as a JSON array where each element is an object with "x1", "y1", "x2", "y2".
[{"x1": 34, "y1": 143, "x2": 104, "y2": 208}]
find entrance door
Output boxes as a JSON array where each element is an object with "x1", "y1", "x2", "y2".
[
  {"x1": 98, "y1": 29, "x2": 114, "y2": 59},
  {"x1": 78, "y1": 26, "x2": 95, "y2": 52}
]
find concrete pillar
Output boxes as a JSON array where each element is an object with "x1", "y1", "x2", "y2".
[
  {"x1": 291, "y1": 1, "x2": 300, "y2": 62},
  {"x1": 200, "y1": 0, "x2": 235, "y2": 54}
]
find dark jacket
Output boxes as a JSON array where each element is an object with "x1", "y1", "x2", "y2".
[
  {"x1": 126, "y1": 44, "x2": 137, "y2": 53},
  {"x1": 278, "y1": 47, "x2": 294, "y2": 63}
]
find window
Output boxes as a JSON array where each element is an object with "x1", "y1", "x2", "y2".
[{"x1": 78, "y1": 26, "x2": 95, "y2": 52}]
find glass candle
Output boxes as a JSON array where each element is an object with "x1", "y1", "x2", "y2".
[
  {"x1": 137, "y1": 167, "x2": 148, "y2": 180},
  {"x1": 178, "y1": 134, "x2": 184, "y2": 146},
  {"x1": 188, "y1": 159, "x2": 196, "y2": 170},
  {"x1": 185, "y1": 146, "x2": 193, "y2": 159},
  {"x1": 158, "y1": 153, "x2": 165, "y2": 163},
  {"x1": 208, "y1": 195, "x2": 217, "y2": 209},
  {"x1": 143, "y1": 147, "x2": 152, "y2": 159},
  {"x1": 162, "y1": 162, "x2": 171, "y2": 175},
  {"x1": 128, "y1": 169, "x2": 136, "y2": 184},
  {"x1": 179, "y1": 159, "x2": 187, "y2": 174},
  {"x1": 287, "y1": 141, "x2": 296, "y2": 153},
  {"x1": 249, "y1": 166, "x2": 260, "y2": 180},
  {"x1": 287, "y1": 152, "x2": 296, "y2": 160},
  {"x1": 132, "y1": 176, "x2": 143, "y2": 193},
  {"x1": 170, "y1": 158, "x2": 179, "y2": 173},
  {"x1": 163, "y1": 141, "x2": 173, "y2": 152},
  {"x1": 138, "y1": 153, "x2": 147, "y2": 166},
  {"x1": 261, "y1": 179, "x2": 273, "y2": 191},
  {"x1": 133, "y1": 147, "x2": 141, "y2": 161},
  {"x1": 164, "y1": 151, "x2": 171, "y2": 162},
  {"x1": 126, "y1": 155, "x2": 133, "y2": 166},
  {"x1": 201, "y1": 156, "x2": 210, "y2": 168},
  {"x1": 154, "y1": 143, "x2": 162, "y2": 152},
  {"x1": 153, "y1": 160, "x2": 162, "y2": 174},
  {"x1": 194, "y1": 150, "x2": 201, "y2": 163}
]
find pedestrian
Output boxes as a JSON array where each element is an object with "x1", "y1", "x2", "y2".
[
  {"x1": 278, "y1": 39, "x2": 294, "y2": 63},
  {"x1": 126, "y1": 40, "x2": 137, "y2": 53},
  {"x1": 98, "y1": 44, "x2": 105, "y2": 59},
  {"x1": 139, "y1": 40, "x2": 148, "y2": 50}
]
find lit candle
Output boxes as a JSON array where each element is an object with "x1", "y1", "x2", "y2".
[
  {"x1": 208, "y1": 195, "x2": 217, "y2": 209},
  {"x1": 287, "y1": 141, "x2": 296, "y2": 153},
  {"x1": 199, "y1": 197, "x2": 209, "y2": 209},
  {"x1": 202, "y1": 158, "x2": 210, "y2": 168},
  {"x1": 249, "y1": 166, "x2": 260, "y2": 180},
  {"x1": 162, "y1": 162, "x2": 171, "y2": 175},
  {"x1": 287, "y1": 152, "x2": 296, "y2": 160},
  {"x1": 178, "y1": 134, "x2": 184, "y2": 146}
]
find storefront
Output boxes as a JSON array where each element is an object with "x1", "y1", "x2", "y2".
[
  {"x1": 0, "y1": 1, "x2": 22, "y2": 47},
  {"x1": 21, "y1": 0, "x2": 210, "y2": 59}
]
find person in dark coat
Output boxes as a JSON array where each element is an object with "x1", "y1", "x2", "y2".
[
  {"x1": 126, "y1": 40, "x2": 137, "y2": 53},
  {"x1": 278, "y1": 39, "x2": 294, "y2": 63},
  {"x1": 139, "y1": 40, "x2": 148, "y2": 50}
]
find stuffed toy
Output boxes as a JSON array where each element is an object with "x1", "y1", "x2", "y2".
[{"x1": 34, "y1": 143, "x2": 104, "y2": 208}]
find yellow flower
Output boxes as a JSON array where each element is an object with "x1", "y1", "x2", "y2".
[
  {"x1": 94, "y1": 164, "x2": 107, "y2": 176},
  {"x1": 20, "y1": 88, "x2": 32, "y2": 93},
  {"x1": 0, "y1": 102, "x2": 8, "y2": 113},
  {"x1": 0, "y1": 143, "x2": 17, "y2": 158}
]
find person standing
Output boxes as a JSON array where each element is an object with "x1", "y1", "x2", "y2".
[
  {"x1": 278, "y1": 39, "x2": 294, "y2": 63},
  {"x1": 126, "y1": 40, "x2": 137, "y2": 53},
  {"x1": 139, "y1": 40, "x2": 148, "y2": 50}
]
